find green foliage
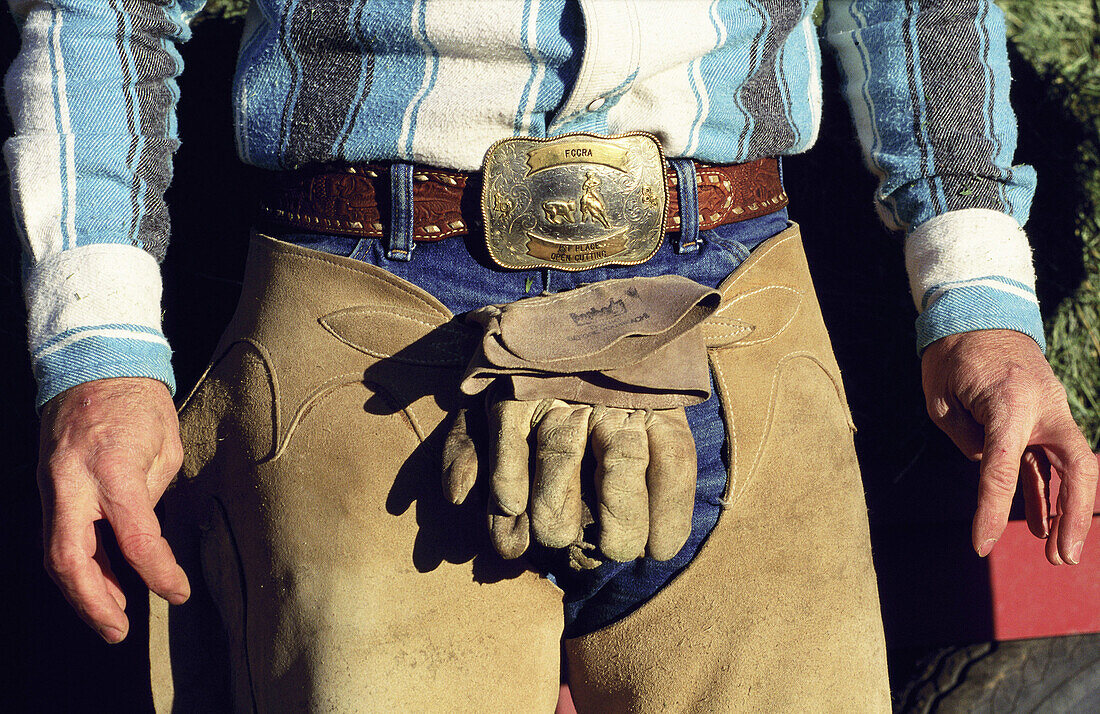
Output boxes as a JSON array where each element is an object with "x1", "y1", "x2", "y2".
[
  {"x1": 197, "y1": 0, "x2": 249, "y2": 23},
  {"x1": 1000, "y1": 0, "x2": 1100, "y2": 446}
]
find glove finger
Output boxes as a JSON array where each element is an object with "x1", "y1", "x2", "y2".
[
  {"x1": 489, "y1": 399, "x2": 540, "y2": 516},
  {"x1": 488, "y1": 501, "x2": 531, "y2": 559},
  {"x1": 531, "y1": 404, "x2": 589, "y2": 549},
  {"x1": 442, "y1": 409, "x2": 479, "y2": 505},
  {"x1": 644, "y1": 408, "x2": 697, "y2": 560},
  {"x1": 591, "y1": 407, "x2": 650, "y2": 561}
]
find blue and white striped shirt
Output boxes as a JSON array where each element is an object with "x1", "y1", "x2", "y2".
[{"x1": 4, "y1": 0, "x2": 1042, "y2": 406}]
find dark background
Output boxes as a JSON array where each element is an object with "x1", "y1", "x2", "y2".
[{"x1": 0, "y1": 16, "x2": 1091, "y2": 712}]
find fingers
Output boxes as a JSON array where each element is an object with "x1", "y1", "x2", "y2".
[
  {"x1": 487, "y1": 398, "x2": 581, "y2": 559},
  {"x1": 489, "y1": 399, "x2": 539, "y2": 517},
  {"x1": 40, "y1": 454, "x2": 132, "y2": 642},
  {"x1": 442, "y1": 409, "x2": 479, "y2": 505},
  {"x1": 976, "y1": 413, "x2": 1096, "y2": 564},
  {"x1": 93, "y1": 522, "x2": 127, "y2": 612},
  {"x1": 973, "y1": 413, "x2": 1030, "y2": 557},
  {"x1": 1020, "y1": 447, "x2": 1051, "y2": 539},
  {"x1": 590, "y1": 407, "x2": 650, "y2": 561},
  {"x1": 37, "y1": 378, "x2": 188, "y2": 642},
  {"x1": 530, "y1": 404, "x2": 588, "y2": 549},
  {"x1": 976, "y1": 399, "x2": 1095, "y2": 565},
  {"x1": 459, "y1": 396, "x2": 701, "y2": 564},
  {"x1": 644, "y1": 409, "x2": 697, "y2": 560},
  {"x1": 100, "y1": 481, "x2": 191, "y2": 607},
  {"x1": 488, "y1": 506, "x2": 530, "y2": 559},
  {"x1": 44, "y1": 507, "x2": 131, "y2": 643},
  {"x1": 923, "y1": 331, "x2": 1095, "y2": 564},
  {"x1": 1039, "y1": 421, "x2": 1098, "y2": 564},
  {"x1": 1047, "y1": 513, "x2": 1065, "y2": 566}
]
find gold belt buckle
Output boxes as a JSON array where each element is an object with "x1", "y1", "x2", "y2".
[{"x1": 481, "y1": 132, "x2": 668, "y2": 271}]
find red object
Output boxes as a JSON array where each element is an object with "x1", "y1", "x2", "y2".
[
  {"x1": 986, "y1": 454, "x2": 1100, "y2": 640},
  {"x1": 988, "y1": 515, "x2": 1100, "y2": 639},
  {"x1": 556, "y1": 683, "x2": 578, "y2": 714}
]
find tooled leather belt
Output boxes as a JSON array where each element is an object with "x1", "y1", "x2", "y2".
[{"x1": 257, "y1": 156, "x2": 787, "y2": 243}]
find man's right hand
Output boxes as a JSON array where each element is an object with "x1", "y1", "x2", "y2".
[{"x1": 38, "y1": 377, "x2": 190, "y2": 643}]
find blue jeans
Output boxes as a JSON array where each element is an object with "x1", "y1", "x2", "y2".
[{"x1": 281, "y1": 163, "x2": 789, "y2": 638}]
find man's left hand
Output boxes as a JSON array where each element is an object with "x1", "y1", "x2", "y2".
[{"x1": 922, "y1": 329, "x2": 1098, "y2": 565}]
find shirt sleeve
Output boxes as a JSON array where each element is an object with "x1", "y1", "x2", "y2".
[
  {"x1": 4, "y1": 0, "x2": 205, "y2": 408},
  {"x1": 822, "y1": 0, "x2": 1045, "y2": 353}
]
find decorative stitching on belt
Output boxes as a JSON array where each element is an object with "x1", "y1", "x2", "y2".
[{"x1": 258, "y1": 157, "x2": 787, "y2": 242}]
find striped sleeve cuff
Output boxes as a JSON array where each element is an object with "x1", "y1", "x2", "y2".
[
  {"x1": 25, "y1": 243, "x2": 176, "y2": 408},
  {"x1": 906, "y1": 208, "x2": 1045, "y2": 354}
]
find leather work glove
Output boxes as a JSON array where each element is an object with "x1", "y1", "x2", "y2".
[
  {"x1": 443, "y1": 276, "x2": 717, "y2": 567},
  {"x1": 442, "y1": 395, "x2": 697, "y2": 565}
]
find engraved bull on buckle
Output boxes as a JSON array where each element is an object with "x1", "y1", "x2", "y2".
[{"x1": 540, "y1": 171, "x2": 612, "y2": 229}]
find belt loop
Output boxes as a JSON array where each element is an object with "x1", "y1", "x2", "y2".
[
  {"x1": 671, "y1": 159, "x2": 700, "y2": 254},
  {"x1": 387, "y1": 162, "x2": 415, "y2": 262}
]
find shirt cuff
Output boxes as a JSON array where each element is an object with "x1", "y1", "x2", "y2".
[
  {"x1": 905, "y1": 208, "x2": 1045, "y2": 354},
  {"x1": 25, "y1": 243, "x2": 176, "y2": 408}
]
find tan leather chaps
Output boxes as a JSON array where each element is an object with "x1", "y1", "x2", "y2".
[{"x1": 151, "y1": 224, "x2": 890, "y2": 712}]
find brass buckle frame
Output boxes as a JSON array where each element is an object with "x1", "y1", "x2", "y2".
[{"x1": 481, "y1": 132, "x2": 669, "y2": 271}]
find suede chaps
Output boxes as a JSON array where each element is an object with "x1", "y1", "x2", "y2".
[{"x1": 151, "y1": 224, "x2": 890, "y2": 712}]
